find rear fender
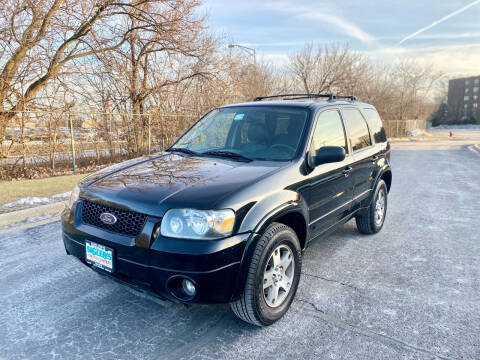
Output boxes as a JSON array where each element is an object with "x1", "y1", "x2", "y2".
[{"x1": 358, "y1": 164, "x2": 392, "y2": 211}]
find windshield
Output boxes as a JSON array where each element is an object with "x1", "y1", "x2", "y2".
[{"x1": 171, "y1": 106, "x2": 309, "y2": 161}]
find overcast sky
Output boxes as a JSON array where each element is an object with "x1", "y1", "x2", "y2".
[{"x1": 201, "y1": 0, "x2": 480, "y2": 76}]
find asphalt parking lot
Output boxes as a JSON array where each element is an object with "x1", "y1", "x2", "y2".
[{"x1": 1, "y1": 140, "x2": 479, "y2": 360}]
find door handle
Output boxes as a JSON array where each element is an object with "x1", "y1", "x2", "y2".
[{"x1": 342, "y1": 166, "x2": 353, "y2": 176}]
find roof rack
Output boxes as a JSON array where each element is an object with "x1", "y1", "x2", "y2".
[
  {"x1": 333, "y1": 95, "x2": 356, "y2": 101},
  {"x1": 253, "y1": 93, "x2": 334, "y2": 101},
  {"x1": 252, "y1": 93, "x2": 356, "y2": 102}
]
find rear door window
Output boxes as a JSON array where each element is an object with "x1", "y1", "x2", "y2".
[
  {"x1": 363, "y1": 108, "x2": 387, "y2": 143},
  {"x1": 342, "y1": 108, "x2": 371, "y2": 152}
]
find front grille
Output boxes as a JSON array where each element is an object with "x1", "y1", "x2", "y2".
[{"x1": 81, "y1": 200, "x2": 147, "y2": 236}]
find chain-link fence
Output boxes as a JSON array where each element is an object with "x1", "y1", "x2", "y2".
[
  {"x1": 0, "y1": 110, "x2": 197, "y2": 179},
  {"x1": 1, "y1": 111, "x2": 427, "y2": 179},
  {"x1": 383, "y1": 119, "x2": 427, "y2": 138}
]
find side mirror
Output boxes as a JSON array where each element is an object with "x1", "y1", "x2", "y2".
[{"x1": 311, "y1": 146, "x2": 346, "y2": 167}]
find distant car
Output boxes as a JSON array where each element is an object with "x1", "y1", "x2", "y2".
[{"x1": 62, "y1": 94, "x2": 392, "y2": 326}]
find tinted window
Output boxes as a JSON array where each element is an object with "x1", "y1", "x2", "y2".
[
  {"x1": 342, "y1": 108, "x2": 371, "y2": 151},
  {"x1": 363, "y1": 108, "x2": 387, "y2": 143},
  {"x1": 174, "y1": 106, "x2": 308, "y2": 161},
  {"x1": 312, "y1": 110, "x2": 347, "y2": 152},
  {"x1": 240, "y1": 110, "x2": 307, "y2": 152},
  {"x1": 183, "y1": 111, "x2": 235, "y2": 149}
]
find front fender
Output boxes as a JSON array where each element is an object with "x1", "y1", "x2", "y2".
[
  {"x1": 238, "y1": 190, "x2": 308, "y2": 233},
  {"x1": 231, "y1": 190, "x2": 309, "y2": 300}
]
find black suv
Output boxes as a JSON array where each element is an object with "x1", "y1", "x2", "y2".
[{"x1": 62, "y1": 94, "x2": 391, "y2": 326}]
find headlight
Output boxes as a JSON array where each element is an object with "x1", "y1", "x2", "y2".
[
  {"x1": 161, "y1": 209, "x2": 235, "y2": 240},
  {"x1": 68, "y1": 186, "x2": 80, "y2": 209}
]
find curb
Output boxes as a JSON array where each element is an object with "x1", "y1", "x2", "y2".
[
  {"x1": 0, "y1": 216, "x2": 60, "y2": 235},
  {"x1": 0, "y1": 201, "x2": 66, "y2": 233},
  {"x1": 467, "y1": 144, "x2": 480, "y2": 155}
]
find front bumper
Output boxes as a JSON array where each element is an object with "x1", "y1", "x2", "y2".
[{"x1": 62, "y1": 202, "x2": 250, "y2": 304}]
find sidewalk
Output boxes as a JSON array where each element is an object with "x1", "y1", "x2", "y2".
[{"x1": 0, "y1": 201, "x2": 66, "y2": 234}]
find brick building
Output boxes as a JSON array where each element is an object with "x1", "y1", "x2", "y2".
[{"x1": 447, "y1": 76, "x2": 480, "y2": 123}]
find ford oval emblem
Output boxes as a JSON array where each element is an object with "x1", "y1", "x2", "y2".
[{"x1": 100, "y1": 212, "x2": 117, "y2": 225}]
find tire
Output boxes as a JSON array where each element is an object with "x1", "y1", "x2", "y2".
[
  {"x1": 230, "y1": 222, "x2": 302, "y2": 326},
  {"x1": 355, "y1": 179, "x2": 388, "y2": 234}
]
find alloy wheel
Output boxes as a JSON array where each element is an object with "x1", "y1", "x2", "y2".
[
  {"x1": 374, "y1": 188, "x2": 386, "y2": 226},
  {"x1": 263, "y1": 244, "x2": 295, "y2": 308}
]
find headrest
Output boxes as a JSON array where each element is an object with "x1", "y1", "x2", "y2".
[
  {"x1": 288, "y1": 114, "x2": 305, "y2": 135},
  {"x1": 248, "y1": 123, "x2": 267, "y2": 143}
]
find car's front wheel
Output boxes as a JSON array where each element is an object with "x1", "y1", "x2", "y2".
[{"x1": 230, "y1": 222, "x2": 302, "y2": 326}]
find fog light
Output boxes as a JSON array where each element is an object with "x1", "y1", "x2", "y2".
[{"x1": 182, "y1": 279, "x2": 196, "y2": 297}]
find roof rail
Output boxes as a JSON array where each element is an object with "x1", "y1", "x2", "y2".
[
  {"x1": 253, "y1": 93, "x2": 356, "y2": 102},
  {"x1": 253, "y1": 93, "x2": 334, "y2": 101},
  {"x1": 333, "y1": 95, "x2": 356, "y2": 101}
]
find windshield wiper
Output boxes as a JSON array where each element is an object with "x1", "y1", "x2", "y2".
[
  {"x1": 202, "y1": 150, "x2": 253, "y2": 162},
  {"x1": 166, "y1": 147, "x2": 201, "y2": 156}
]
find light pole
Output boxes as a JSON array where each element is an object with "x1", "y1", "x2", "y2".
[
  {"x1": 228, "y1": 44, "x2": 256, "y2": 66},
  {"x1": 66, "y1": 101, "x2": 76, "y2": 173}
]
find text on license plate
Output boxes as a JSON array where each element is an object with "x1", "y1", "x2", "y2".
[{"x1": 85, "y1": 241, "x2": 114, "y2": 272}]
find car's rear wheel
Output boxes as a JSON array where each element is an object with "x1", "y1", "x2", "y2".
[
  {"x1": 229, "y1": 222, "x2": 301, "y2": 326},
  {"x1": 355, "y1": 179, "x2": 388, "y2": 234}
]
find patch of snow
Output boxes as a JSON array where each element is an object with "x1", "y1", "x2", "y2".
[
  {"x1": 406, "y1": 129, "x2": 430, "y2": 137},
  {"x1": 3, "y1": 197, "x2": 52, "y2": 207},
  {"x1": 2, "y1": 191, "x2": 71, "y2": 208},
  {"x1": 50, "y1": 191, "x2": 71, "y2": 199},
  {"x1": 430, "y1": 124, "x2": 480, "y2": 130},
  {"x1": 383, "y1": 309, "x2": 398, "y2": 317}
]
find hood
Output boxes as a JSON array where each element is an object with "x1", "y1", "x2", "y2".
[{"x1": 80, "y1": 152, "x2": 282, "y2": 216}]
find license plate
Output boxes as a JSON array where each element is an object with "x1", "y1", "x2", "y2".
[{"x1": 85, "y1": 241, "x2": 114, "y2": 273}]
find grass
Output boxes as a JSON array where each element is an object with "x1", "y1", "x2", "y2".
[{"x1": 0, "y1": 173, "x2": 87, "y2": 205}]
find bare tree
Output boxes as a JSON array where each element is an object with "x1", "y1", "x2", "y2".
[
  {"x1": 288, "y1": 44, "x2": 443, "y2": 123},
  {"x1": 288, "y1": 43, "x2": 367, "y2": 94},
  {"x1": 388, "y1": 60, "x2": 443, "y2": 120},
  {"x1": 67, "y1": 0, "x2": 215, "y2": 153},
  {"x1": 0, "y1": 0, "x2": 203, "y2": 156}
]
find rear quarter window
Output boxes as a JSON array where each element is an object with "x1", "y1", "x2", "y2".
[{"x1": 363, "y1": 108, "x2": 387, "y2": 143}]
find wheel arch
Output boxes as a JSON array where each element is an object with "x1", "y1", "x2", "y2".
[
  {"x1": 357, "y1": 166, "x2": 392, "y2": 212},
  {"x1": 231, "y1": 200, "x2": 309, "y2": 301},
  {"x1": 374, "y1": 165, "x2": 392, "y2": 193},
  {"x1": 380, "y1": 169, "x2": 392, "y2": 193}
]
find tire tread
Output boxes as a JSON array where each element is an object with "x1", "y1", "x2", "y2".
[
  {"x1": 355, "y1": 180, "x2": 387, "y2": 234},
  {"x1": 230, "y1": 222, "x2": 293, "y2": 326},
  {"x1": 355, "y1": 205, "x2": 374, "y2": 234}
]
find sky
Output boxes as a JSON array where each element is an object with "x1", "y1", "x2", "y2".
[{"x1": 201, "y1": 0, "x2": 480, "y2": 77}]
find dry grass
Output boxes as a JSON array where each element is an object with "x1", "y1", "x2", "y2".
[{"x1": 0, "y1": 173, "x2": 87, "y2": 204}]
